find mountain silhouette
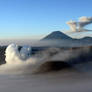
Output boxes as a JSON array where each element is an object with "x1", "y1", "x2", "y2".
[{"x1": 42, "y1": 31, "x2": 72, "y2": 40}]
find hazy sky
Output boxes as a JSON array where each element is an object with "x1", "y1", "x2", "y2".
[{"x1": 0, "y1": 0, "x2": 92, "y2": 39}]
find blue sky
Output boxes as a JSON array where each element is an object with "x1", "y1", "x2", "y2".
[{"x1": 0, "y1": 0, "x2": 92, "y2": 39}]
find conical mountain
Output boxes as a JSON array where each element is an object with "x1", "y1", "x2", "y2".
[{"x1": 42, "y1": 31, "x2": 72, "y2": 40}]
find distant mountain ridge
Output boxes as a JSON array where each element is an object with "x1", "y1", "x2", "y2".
[
  {"x1": 42, "y1": 31, "x2": 72, "y2": 40},
  {"x1": 41, "y1": 31, "x2": 92, "y2": 46}
]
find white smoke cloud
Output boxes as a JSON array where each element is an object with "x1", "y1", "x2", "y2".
[
  {"x1": 5, "y1": 44, "x2": 32, "y2": 64},
  {"x1": 5, "y1": 44, "x2": 21, "y2": 64}
]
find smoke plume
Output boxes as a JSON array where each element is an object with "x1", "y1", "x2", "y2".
[
  {"x1": 67, "y1": 16, "x2": 92, "y2": 32},
  {"x1": 66, "y1": 20, "x2": 77, "y2": 32},
  {"x1": 5, "y1": 44, "x2": 32, "y2": 64}
]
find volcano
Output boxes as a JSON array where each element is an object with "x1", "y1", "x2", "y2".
[{"x1": 42, "y1": 31, "x2": 72, "y2": 40}]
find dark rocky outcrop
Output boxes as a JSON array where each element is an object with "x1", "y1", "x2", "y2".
[{"x1": 0, "y1": 46, "x2": 7, "y2": 65}]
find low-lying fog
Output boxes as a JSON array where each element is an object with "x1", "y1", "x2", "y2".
[{"x1": 0, "y1": 39, "x2": 92, "y2": 47}]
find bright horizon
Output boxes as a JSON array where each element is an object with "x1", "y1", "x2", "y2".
[{"x1": 0, "y1": 0, "x2": 92, "y2": 39}]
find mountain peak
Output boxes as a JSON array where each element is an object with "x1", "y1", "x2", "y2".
[
  {"x1": 52, "y1": 31, "x2": 62, "y2": 33},
  {"x1": 42, "y1": 31, "x2": 72, "y2": 40}
]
